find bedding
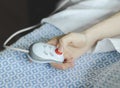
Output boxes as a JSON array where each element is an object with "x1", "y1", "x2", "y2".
[{"x1": 0, "y1": 24, "x2": 120, "y2": 88}]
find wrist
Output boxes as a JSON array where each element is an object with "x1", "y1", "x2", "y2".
[{"x1": 83, "y1": 29, "x2": 101, "y2": 45}]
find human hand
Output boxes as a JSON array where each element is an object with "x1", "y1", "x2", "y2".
[
  {"x1": 48, "y1": 35, "x2": 74, "y2": 70},
  {"x1": 48, "y1": 32, "x2": 97, "y2": 70}
]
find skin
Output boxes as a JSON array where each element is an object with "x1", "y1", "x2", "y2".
[{"x1": 48, "y1": 12, "x2": 120, "y2": 70}]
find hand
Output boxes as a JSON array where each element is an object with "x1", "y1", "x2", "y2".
[
  {"x1": 57, "y1": 32, "x2": 96, "y2": 59},
  {"x1": 48, "y1": 32, "x2": 97, "y2": 70},
  {"x1": 48, "y1": 35, "x2": 74, "y2": 70}
]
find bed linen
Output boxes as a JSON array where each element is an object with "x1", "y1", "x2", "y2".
[{"x1": 0, "y1": 24, "x2": 120, "y2": 88}]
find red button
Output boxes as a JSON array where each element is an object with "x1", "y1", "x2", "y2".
[{"x1": 55, "y1": 48, "x2": 62, "y2": 55}]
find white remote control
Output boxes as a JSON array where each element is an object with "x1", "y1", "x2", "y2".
[
  {"x1": 28, "y1": 42, "x2": 64, "y2": 63},
  {"x1": 3, "y1": 25, "x2": 64, "y2": 63}
]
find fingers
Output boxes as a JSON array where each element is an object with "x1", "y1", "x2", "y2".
[
  {"x1": 64, "y1": 57, "x2": 74, "y2": 63},
  {"x1": 47, "y1": 35, "x2": 65, "y2": 46},
  {"x1": 48, "y1": 34, "x2": 72, "y2": 52},
  {"x1": 57, "y1": 33, "x2": 74, "y2": 52},
  {"x1": 50, "y1": 62, "x2": 74, "y2": 70},
  {"x1": 50, "y1": 57, "x2": 75, "y2": 70},
  {"x1": 48, "y1": 38, "x2": 58, "y2": 46}
]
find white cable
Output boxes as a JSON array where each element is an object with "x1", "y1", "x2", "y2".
[
  {"x1": 4, "y1": 46, "x2": 29, "y2": 53},
  {"x1": 3, "y1": 24, "x2": 40, "y2": 53}
]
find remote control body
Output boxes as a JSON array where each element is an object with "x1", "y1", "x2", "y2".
[{"x1": 28, "y1": 42, "x2": 64, "y2": 63}]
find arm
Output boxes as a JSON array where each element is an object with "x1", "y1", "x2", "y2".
[
  {"x1": 85, "y1": 12, "x2": 120, "y2": 43},
  {"x1": 48, "y1": 12, "x2": 120, "y2": 70}
]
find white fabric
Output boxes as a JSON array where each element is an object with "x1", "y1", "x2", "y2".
[
  {"x1": 41, "y1": 0, "x2": 120, "y2": 53},
  {"x1": 42, "y1": 0, "x2": 120, "y2": 33},
  {"x1": 90, "y1": 36, "x2": 120, "y2": 53}
]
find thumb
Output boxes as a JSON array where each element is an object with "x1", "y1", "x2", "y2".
[
  {"x1": 56, "y1": 43, "x2": 63, "y2": 54},
  {"x1": 57, "y1": 34, "x2": 73, "y2": 51},
  {"x1": 48, "y1": 38, "x2": 58, "y2": 46}
]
